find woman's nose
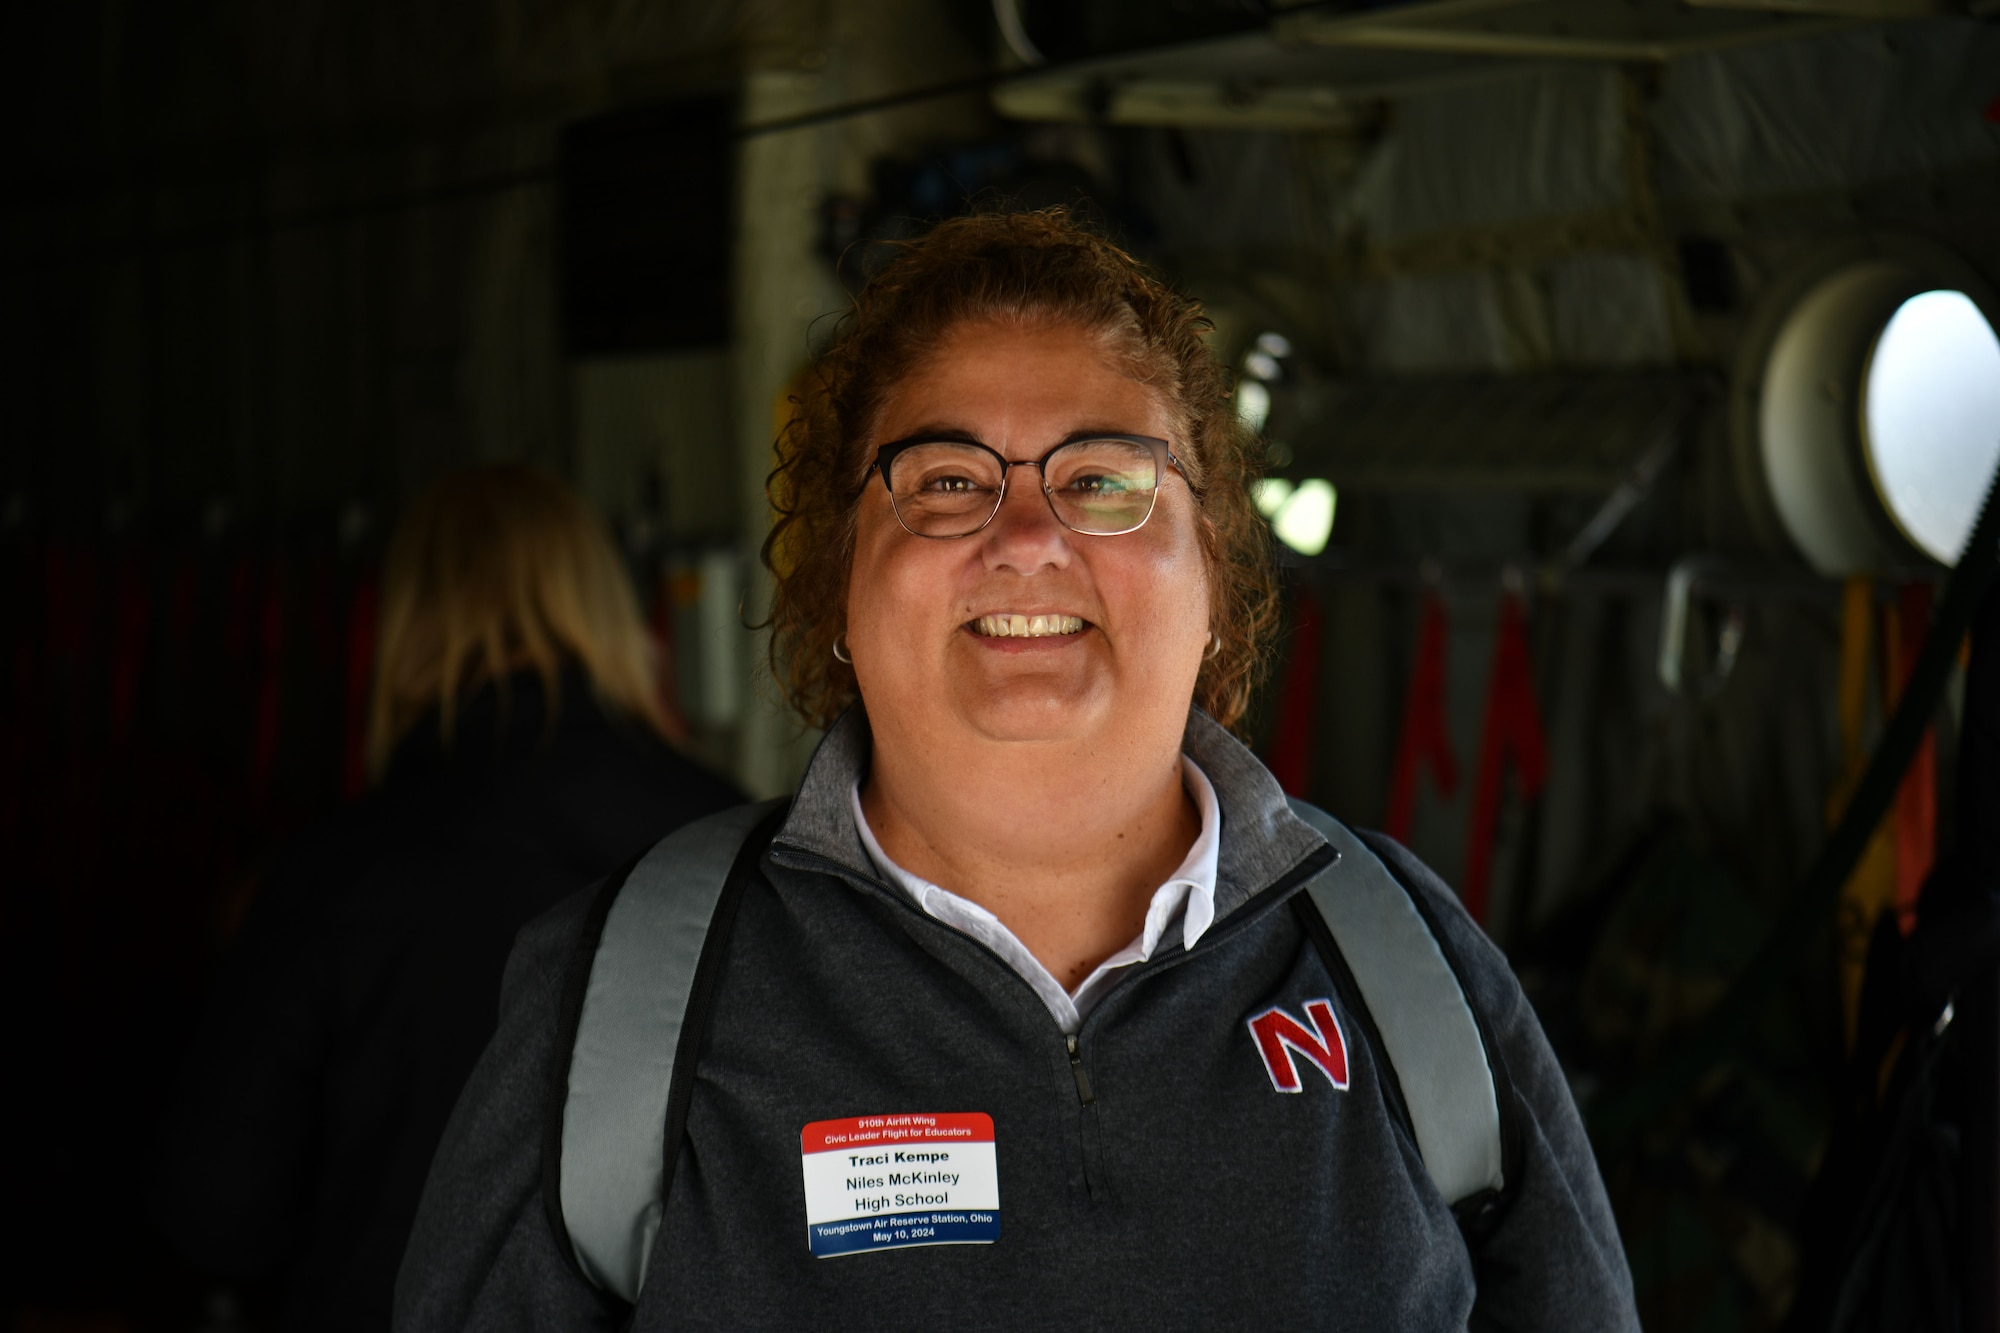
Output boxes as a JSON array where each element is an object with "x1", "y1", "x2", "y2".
[{"x1": 982, "y1": 468, "x2": 1072, "y2": 570}]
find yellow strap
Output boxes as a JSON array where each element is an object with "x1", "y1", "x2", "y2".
[{"x1": 1832, "y1": 578, "x2": 1896, "y2": 1050}]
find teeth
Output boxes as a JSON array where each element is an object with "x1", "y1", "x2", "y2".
[{"x1": 974, "y1": 613, "x2": 1084, "y2": 638}]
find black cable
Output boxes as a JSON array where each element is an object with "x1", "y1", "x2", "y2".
[{"x1": 1589, "y1": 454, "x2": 2000, "y2": 1154}]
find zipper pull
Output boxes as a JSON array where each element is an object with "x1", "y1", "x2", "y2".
[{"x1": 1065, "y1": 1033, "x2": 1096, "y2": 1106}]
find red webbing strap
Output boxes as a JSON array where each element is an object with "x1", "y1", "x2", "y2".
[
  {"x1": 46, "y1": 547, "x2": 97, "y2": 765},
  {"x1": 342, "y1": 571, "x2": 378, "y2": 800},
  {"x1": 48, "y1": 545, "x2": 95, "y2": 679},
  {"x1": 1384, "y1": 591, "x2": 1457, "y2": 843},
  {"x1": 109, "y1": 560, "x2": 150, "y2": 746},
  {"x1": 167, "y1": 556, "x2": 198, "y2": 674},
  {"x1": 1892, "y1": 581, "x2": 1938, "y2": 935},
  {"x1": 251, "y1": 561, "x2": 285, "y2": 803},
  {"x1": 306, "y1": 558, "x2": 339, "y2": 673},
  {"x1": 1462, "y1": 591, "x2": 1548, "y2": 925},
  {"x1": 1265, "y1": 587, "x2": 1324, "y2": 797}
]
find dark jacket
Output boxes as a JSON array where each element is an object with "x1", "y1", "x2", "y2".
[
  {"x1": 155, "y1": 669, "x2": 745, "y2": 1333},
  {"x1": 396, "y1": 707, "x2": 1638, "y2": 1331}
]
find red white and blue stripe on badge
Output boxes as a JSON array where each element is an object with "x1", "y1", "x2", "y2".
[{"x1": 1247, "y1": 998, "x2": 1350, "y2": 1093}]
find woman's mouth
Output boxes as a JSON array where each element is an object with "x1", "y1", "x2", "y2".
[{"x1": 969, "y1": 613, "x2": 1086, "y2": 638}]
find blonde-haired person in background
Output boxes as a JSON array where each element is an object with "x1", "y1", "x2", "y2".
[
  {"x1": 364, "y1": 462, "x2": 681, "y2": 783},
  {"x1": 155, "y1": 465, "x2": 743, "y2": 1333}
]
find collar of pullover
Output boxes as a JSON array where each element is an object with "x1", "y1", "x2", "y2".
[{"x1": 770, "y1": 704, "x2": 1330, "y2": 926}]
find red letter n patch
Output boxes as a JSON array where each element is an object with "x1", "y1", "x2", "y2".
[{"x1": 1247, "y1": 999, "x2": 1349, "y2": 1093}]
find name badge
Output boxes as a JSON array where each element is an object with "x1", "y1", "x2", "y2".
[{"x1": 799, "y1": 1112, "x2": 1000, "y2": 1258}]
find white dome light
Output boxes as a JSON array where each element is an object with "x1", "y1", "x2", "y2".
[
  {"x1": 1236, "y1": 379, "x2": 1271, "y2": 432},
  {"x1": 1863, "y1": 289, "x2": 2000, "y2": 565},
  {"x1": 1272, "y1": 479, "x2": 1337, "y2": 556},
  {"x1": 1243, "y1": 350, "x2": 1282, "y2": 382},
  {"x1": 1252, "y1": 478, "x2": 1294, "y2": 518},
  {"x1": 1255, "y1": 331, "x2": 1294, "y2": 358}
]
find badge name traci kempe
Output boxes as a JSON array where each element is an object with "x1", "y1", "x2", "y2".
[{"x1": 799, "y1": 1112, "x2": 999, "y2": 1257}]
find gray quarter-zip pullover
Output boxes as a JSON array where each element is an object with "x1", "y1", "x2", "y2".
[{"x1": 396, "y1": 706, "x2": 1638, "y2": 1331}]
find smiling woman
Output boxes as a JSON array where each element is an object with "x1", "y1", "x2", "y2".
[
  {"x1": 844, "y1": 317, "x2": 1216, "y2": 988},
  {"x1": 766, "y1": 209, "x2": 1276, "y2": 734},
  {"x1": 396, "y1": 211, "x2": 1639, "y2": 1333}
]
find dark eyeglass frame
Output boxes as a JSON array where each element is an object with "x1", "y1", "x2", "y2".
[{"x1": 870, "y1": 433, "x2": 1187, "y2": 539}]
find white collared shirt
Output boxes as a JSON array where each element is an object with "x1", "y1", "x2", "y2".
[{"x1": 850, "y1": 757, "x2": 1221, "y2": 1035}]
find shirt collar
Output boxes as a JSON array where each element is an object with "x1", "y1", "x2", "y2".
[
  {"x1": 1163, "y1": 756, "x2": 1220, "y2": 947},
  {"x1": 773, "y1": 703, "x2": 1327, "y2": 924},
  {"x1": 848, "y1": 754, "x2": 1223, "y2": 953}
]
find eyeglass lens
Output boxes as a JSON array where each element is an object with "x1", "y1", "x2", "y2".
[{"x1": 887, "y1": 439, "x2": 1162, "y2": 537}]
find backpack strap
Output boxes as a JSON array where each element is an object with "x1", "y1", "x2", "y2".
[
  {"x1": 543, "y1": 798, "x2": 790, "y2": 1305},
  {"x1": 1287, "y1": 798, "x2": 1508, "y2": 1211}
]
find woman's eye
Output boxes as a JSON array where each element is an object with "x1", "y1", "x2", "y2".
[
  {"x1": 919, "y1": 473, "x2": 982, "y2": 493},
  {"x1": 1063, "y1": 473, "x2": 1127, "y2": 495}
]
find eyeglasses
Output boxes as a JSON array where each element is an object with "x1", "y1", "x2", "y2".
[{"x1": 872, "y1": 434, "x2": 1186, "y2": 539}]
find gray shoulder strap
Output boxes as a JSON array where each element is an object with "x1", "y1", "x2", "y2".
[
  {"x1": 1288, "y1": 798, "x2": 1506, "y2": 1206},
  {"x1": 559, "y1": 799, "x2": 783, "y2": 1304}
]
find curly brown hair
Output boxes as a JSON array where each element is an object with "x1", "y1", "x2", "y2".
[{"x1": 764, "y1": 208, "x2": 1278, "y2": 732}]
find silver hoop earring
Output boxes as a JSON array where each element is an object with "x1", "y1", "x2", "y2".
[
  {"x1": 1205, "y1": 632, "x2": 1223, "y2": 660},
  {"x1": 832, "y1": 634, "x2": 852, "y2": 665}
]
